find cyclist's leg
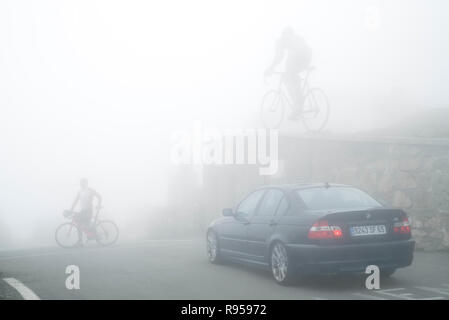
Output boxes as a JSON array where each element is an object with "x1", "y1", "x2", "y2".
[
  {"x1": 74, "y1": 210, "x2": 94, "y2": 244},
  {"x1": 73, "y1": 213, "x2": 84, "y2": 245},
  {"x1": 284, "y1": 72, "x2": 302, "y2": 119},
  {"x1": 83, "y1": 209, "x2": 95, "y2": 238}
]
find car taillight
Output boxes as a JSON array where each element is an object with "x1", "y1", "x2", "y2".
[
  {"x1": 393, "y1": 216, "x2": 411, "y2": 234},
  {"x1": 308, "y1": 219, "x2": 343, "y2": 240}
]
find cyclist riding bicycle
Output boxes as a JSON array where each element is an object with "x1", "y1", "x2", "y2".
[
  {"x1": 265, "y1": 26, "x2": 312, "y2": 120},
  {"x1": 70, "y1": 178, "x2": 102, "y2": 245}
]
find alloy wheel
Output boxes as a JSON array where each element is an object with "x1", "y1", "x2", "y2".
[
  {"x1": 271, "y1": 243, "x2": 289, "y2": 282},
  {"x1": 207, "y1": 232, "x2": 218, "y2": 262}
]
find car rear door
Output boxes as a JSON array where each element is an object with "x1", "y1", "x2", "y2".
[{"x1": 247, "y1": 189, "x2": 285, "y2": 261}]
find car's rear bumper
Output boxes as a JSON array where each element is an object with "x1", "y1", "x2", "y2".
[{"x1": 286, "y1": 239, "x2": 415, "y2": 274}]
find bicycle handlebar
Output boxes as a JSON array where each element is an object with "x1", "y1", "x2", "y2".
[{"x1": 62, "y1": 206, "x2": 102, "y2": 219}]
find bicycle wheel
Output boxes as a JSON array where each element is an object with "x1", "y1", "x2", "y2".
[
  {"x1": 95, "y1": 220, "x2": 119, "y2": 246},
  {"x1": 301, "y1": 88, "x2": 330, "y2": 132},
  {"x1": 260, "y1": 90, "x2": 286, "y2": 129},
  {"x1": 55, "y1": 222, "x2": 81, "y2": 248}
]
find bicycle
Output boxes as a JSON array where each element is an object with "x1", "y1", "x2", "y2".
[
  {"x1": 55, "y1": 207, "x2": 119, "y2": 248},
  {"x1": 260, "y1": 67, "x2": 330, "y2": 131}
]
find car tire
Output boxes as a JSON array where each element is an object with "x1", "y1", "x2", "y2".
[
  {"x1": 381, "y1": 268, "x2": 396, "y2": 277},
  {"x1": 270, "y1": 242, "x2": 296, "y2": 285},
  {"x1": 206, "y1": 231, "x2": 222, "y2": 264}
]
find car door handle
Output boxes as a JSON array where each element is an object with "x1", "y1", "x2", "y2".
[{"x1": 269, "y1": 220, "x2": 278, "y2": 226}]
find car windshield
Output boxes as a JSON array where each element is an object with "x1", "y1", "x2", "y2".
[{"x1": 295, "y1": 187, "x2": 382, "y2": 211}]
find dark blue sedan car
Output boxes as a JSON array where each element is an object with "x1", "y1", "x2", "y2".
[{"x1": 206, "y1": 183, "x2": 415, "y2": 285}]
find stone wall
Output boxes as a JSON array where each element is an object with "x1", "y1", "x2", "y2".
[{"x1": 200, "y1": 135, "x2": 449, "y2": 251}]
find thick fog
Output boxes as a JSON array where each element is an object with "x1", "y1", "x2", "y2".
[{"x1": 1, "y1": 0, "x2": 449, "y2": 248}]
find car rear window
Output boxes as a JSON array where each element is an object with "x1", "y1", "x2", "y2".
[{"x1": 295, "y1": 187, "x2": 382, "y2": 211}]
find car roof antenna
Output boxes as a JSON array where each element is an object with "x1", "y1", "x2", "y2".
[{"x1": 324, "y1": 182, "x2": 330, "y2": 188}]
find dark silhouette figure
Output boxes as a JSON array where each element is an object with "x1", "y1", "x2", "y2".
[
  {"x1": 70, "y1": 178, "x2": 102, "y2": 245},
  {"x1": 265, "y1": 27, "x2": 312, "y2": 120}
]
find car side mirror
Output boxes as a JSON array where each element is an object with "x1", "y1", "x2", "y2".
[{"x1": 222, "y1": 208, "x2": 234, "y2": 217}]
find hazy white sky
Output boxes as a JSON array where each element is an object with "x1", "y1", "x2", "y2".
[{"x1": 1, "y1": 0, "x2": 448, "y2": 242}]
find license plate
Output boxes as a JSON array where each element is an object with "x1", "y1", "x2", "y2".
[{"x1": 350, "y1": 225, "x2": 386, "y2": 237}]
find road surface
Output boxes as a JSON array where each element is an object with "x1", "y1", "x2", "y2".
[{"x1": 1, "y1": 239, "x2": 449, "y2": 300}]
